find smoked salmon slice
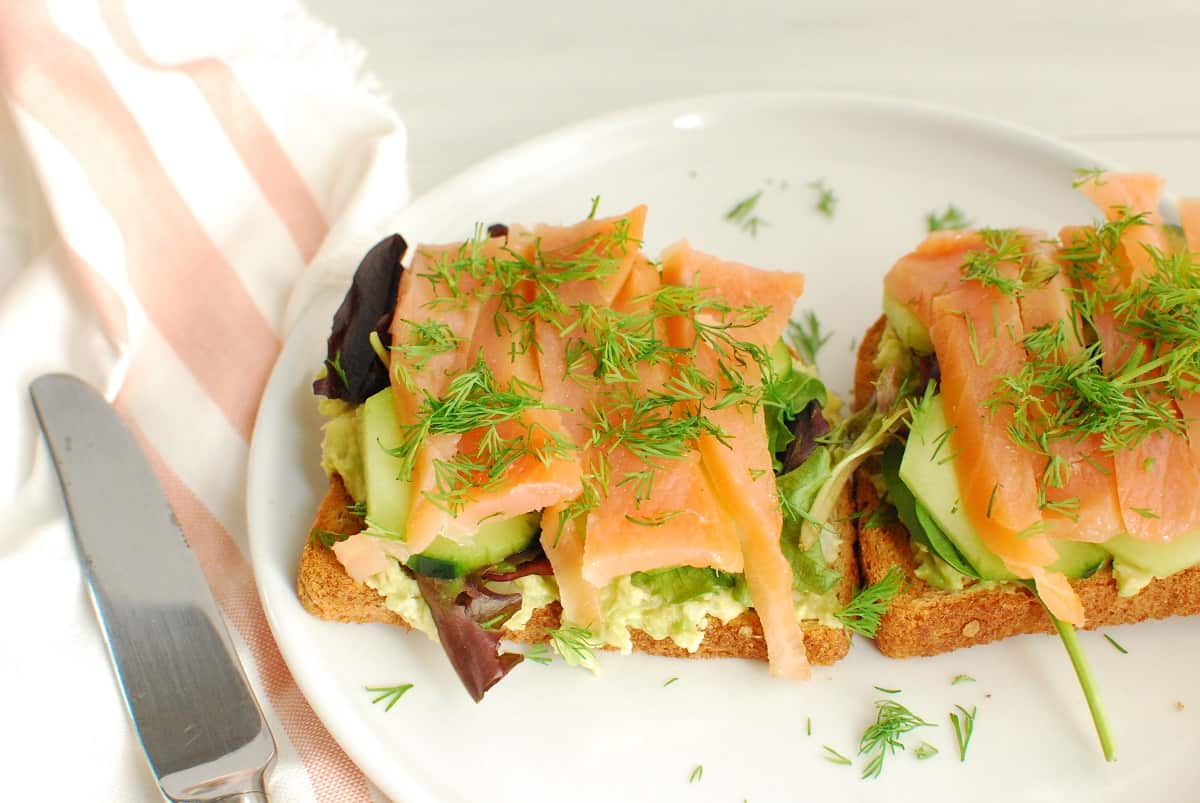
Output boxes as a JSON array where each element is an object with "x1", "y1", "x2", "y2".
[
  {"x1": 1072, "y1": 181, "x2": 1200, "y2": 540},
  {"x1": 389, "y1": 236, "x2": 505, "y2": 553},
  {"x1": 661, "y1": 242, "x2": 811, "y2": 678},
  {"x1": 883, "y1": 230, "x2": 986, "y2": 329},
  {"x1": 532, "y1": 207, "x2": 648, "y2": 442},
  {"x1": 1077, "y1": 171, "x2": 1168, "y2": 281},
  {"x1": 540, "y1": 503, "x2": 602, "y2": 628},
  {"x1": 929, "y1": 280, "x2": 1083, "y2": 625},
  {"x1": 404, "y1": 273, "x2": 583, "y2": 544}
]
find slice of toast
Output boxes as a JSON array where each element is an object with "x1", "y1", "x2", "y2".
[
  {"x1": 298, "y1": 474, "x2": 858, "y2": 666},
  {"x1": 854, "y1": 315, "x2": 1200, "y2": 658}
]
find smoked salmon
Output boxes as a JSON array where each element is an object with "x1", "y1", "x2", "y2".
[{"x1": 661, "y1": 241, "x2": 811, "y2": 678}]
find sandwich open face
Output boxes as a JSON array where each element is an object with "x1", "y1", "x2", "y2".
[
  {"x1": 299, "y1": 204, "x2": 874, "y2": 701},
  {"x1": 854, "y1": 172, "x2": 1200, "y2": 663}
]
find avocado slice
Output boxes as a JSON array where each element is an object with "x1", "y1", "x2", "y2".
[
  {"x1": 1106, "y1": 529, "x2": 1200, "y2": 585},
  {"x1": 361, "y1": 386, "x2": 539, "y2": 578}
]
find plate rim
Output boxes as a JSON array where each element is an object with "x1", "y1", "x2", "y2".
[{"x1": 247, "y1": 89, "x2": 1122, "y2": 802}]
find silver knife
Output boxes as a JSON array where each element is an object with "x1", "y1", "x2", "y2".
[{"x1": 31, "y1": 374, "x2": 276, "y2": 803}]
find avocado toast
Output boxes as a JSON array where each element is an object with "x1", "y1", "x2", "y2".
[
  {"x1": 850, "y1": 171, "x2": 1200, "y2": 756},
  {"x1": 298, "y1": 204, "x2": 884, "y2": 700}
]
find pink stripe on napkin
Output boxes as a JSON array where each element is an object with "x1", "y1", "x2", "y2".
[
  {"x1": 0, "y1": 1, "x2": 280, "y2": 442},
  {"x1": 100, "y1": 0, "x2": 330, "y2": 262}
]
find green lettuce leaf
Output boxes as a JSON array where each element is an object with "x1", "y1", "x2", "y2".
[
  {"x1": 763, "y1": 367, "x2": 827, "y2": 461},
  {"x1": 630, "y1": 567, "x2": 737, "y2": 605},
  {"x1": 880, "y1": 441, "x2": 979, "y2": 580},
  {"x1": 777, "y1": 447, "x2": 843, "y2": 593},
  {"x1": 781, "y1": 536, "x2": 842, "y2": 595}
]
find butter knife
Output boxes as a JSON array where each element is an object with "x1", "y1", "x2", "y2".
[{"x1": 31, "y1": 374, "x2": 276, "y2": 803}]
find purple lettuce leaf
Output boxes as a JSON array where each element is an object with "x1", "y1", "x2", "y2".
[{"x1": 313, "y1": 234, "x2": 406, "y2": 403}]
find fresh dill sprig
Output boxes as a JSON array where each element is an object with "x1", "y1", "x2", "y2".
[
  {"x1": 664, "y1": 676, "x2": 679, "y2": 687},
  {"x1": 859, "y1": 699, "x2": 936, "y2": 779},
  {"x1": 822, "y1": 745, "x2": 852, "y2": 766},
  {"x1": 328, "y1": 351, "x2": 350, "y2": 391},
  {"x1": 725, "y1": 190, "x2": 768, "y2": 236},
  {"x1": 951, "y1": 674, "x2": 975, "y2": 686},
  {"x1": 873, "y1": 686, "x2": 902, "y2": 695},
  {"x1": 836, "y1": 566, "x2": 905, "y2": 637},
  {"x1": 310, "y1": 528, "x2": 350, "y2": 549},
  {"x1": 914, "y1": 741, "x2": 939, "y2": 760},
  {"x1": 688, "y1": 765, "x2": 703, "y2": 784},
  {"x1": 1103, "y1": 634, "x2": 1129, "y2": 654},
  {"x1": 926, "y1": 204, "x2": 972, "y2": 232},
  {"x1": 960, "y1": 228, "x2": 1028, "y2": 296},
  {"x1": 524, "y1": 643, "x2": 553, "y2": 665},
  {"x1": 625, "y1": 511, "x2": 686, "y2": 527},
  {"x1": 949, "y1": 705, "x2": 977, "y2": 762},
  {"x1": 1071, "y1": 166, "x2": 1107, "y2": 188},
  {"x1": 810, "y1": 179, "x2": 837, "y2": 218},
  {"x1": 365, "y1": 683, "x2": 413, "y2": 711},
  {"x1": 548, "y1": 625, "x2": 601, "y2": 671},
  {"x1": 788, "y1": 311, "x2": 832, "y2": 365}
]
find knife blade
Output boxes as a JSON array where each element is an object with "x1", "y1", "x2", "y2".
[{"x1": 30, "y1": 374, "x2": 276, "y2": 803}]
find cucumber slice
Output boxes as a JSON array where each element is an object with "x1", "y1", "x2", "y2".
[
  {"x1": 361, "y1": 386, "x2": 412, "y2": 537},
  {"x1": 408, "y1": 514, "x2": 540, "y2": 579},
  {"x1": 361, "y1": 385, "x2": 541, "y2": 577},
  {"x1": 901, "y1": 394, "x2": 1111, "y2": 581}
]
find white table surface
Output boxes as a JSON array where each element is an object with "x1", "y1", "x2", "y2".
[{"x1": 309, "y1": 0, "x2": 1200, "y2": 197}]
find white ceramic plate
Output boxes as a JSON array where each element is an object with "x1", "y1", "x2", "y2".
[{"x1": 248, "y1": 92, "x2": 1200, "y2": 803}]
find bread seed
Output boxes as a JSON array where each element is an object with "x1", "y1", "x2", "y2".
[{"x1": 961, "y1": 620, "x2": 981, "y2": 638}]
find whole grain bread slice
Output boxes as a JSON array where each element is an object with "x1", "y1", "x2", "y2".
[
  {"x1": 854, "y1": 314, "x2": 1200, "y2": 658},
  {"x1": 298, "y1": 473, "x2": 858, "y2": 666}
]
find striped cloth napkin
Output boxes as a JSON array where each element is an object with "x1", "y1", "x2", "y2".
[{"x1": 0, "y1": 2, "x2": 410, "y2": 800}]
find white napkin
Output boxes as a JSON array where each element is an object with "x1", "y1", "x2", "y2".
[{"x1": 0, "y1": 1, "x2": 410, "y2": 800}]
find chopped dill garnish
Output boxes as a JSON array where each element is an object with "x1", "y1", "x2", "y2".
[
  {"x1": 836, "y1": 566, "x2": 905, "y2": 638},
  {"x1": 1103, "y1": 634, "x2": 1129, "y2": 654},
  {"x1": 914, "y1": 741, "x2": 939, "y2": 760},
  {"x1": 688, "y1": 765, "x2": 703, "y2": 784},
  {"x1": 806, "y1": 717, "x2": 812, "y2": 736},
  {"x1": 588, "y1": 195, "x2": 601, "y2": 219},
  {"x1": 949, "y1": 705, "x2": 977, "y2": 762},
  {"x1": 309, "y1": 528, "x2": 350, "y2": 549},
  {"x1": 365, "y1": 683, "x2": 413, "y2": 711},
  {"x1": 479, "y1": 611, "x2": 509, "y2": 631},
  {"x1": 926, "y1": 204, "x2": 972, "y2": 232},
  {"x1": 664, "y1": 676, "x2": 679, "y2": 687},
  {"x1": 859, "y1": 699, "x2": 936, "y2": 779},
  {"x1": 822, "y1": 745, "x2": 852, "y2": 766},
  {"x1": 625, "y1": 511, "x2": 685, "y2": 527},
  {"x1": 548, "y1": 625, "x2": 601, "y2": 670},
  {"x1": 874, "y1": 686, "x2": 902, "y2": 695},
  {"x1": 810, "y1": 179, "x2": 837, "y2": 218},
  {"x1": 951, "y1": 674, "x2": 976, "y2": 686},
  {"x1": 328, "y1": 351, "x2": 350, "y2": 391},
  {"x1": 725, "y1": 190, "x2": 768, "y2": 236},
  {"x1": 345, "y1": 501, "x2": 367, "y2": 517},
  {"x1": 788, "y1": 311, "x2": 832, "y2": 365},
  {"x1": 524, "y1": 644, "x2": 553, "y2": 665},
  {"x1": 1071, "y1": 166, "x2": 1106, "y2": 188}
]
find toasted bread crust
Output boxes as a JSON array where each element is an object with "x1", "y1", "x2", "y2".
[
  {"x1": 298, "y1": 474, "x2": 857, "y2": 666},
  {"x1": 853, "y1": 314, "x2": 1200, "y2": 658}
]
